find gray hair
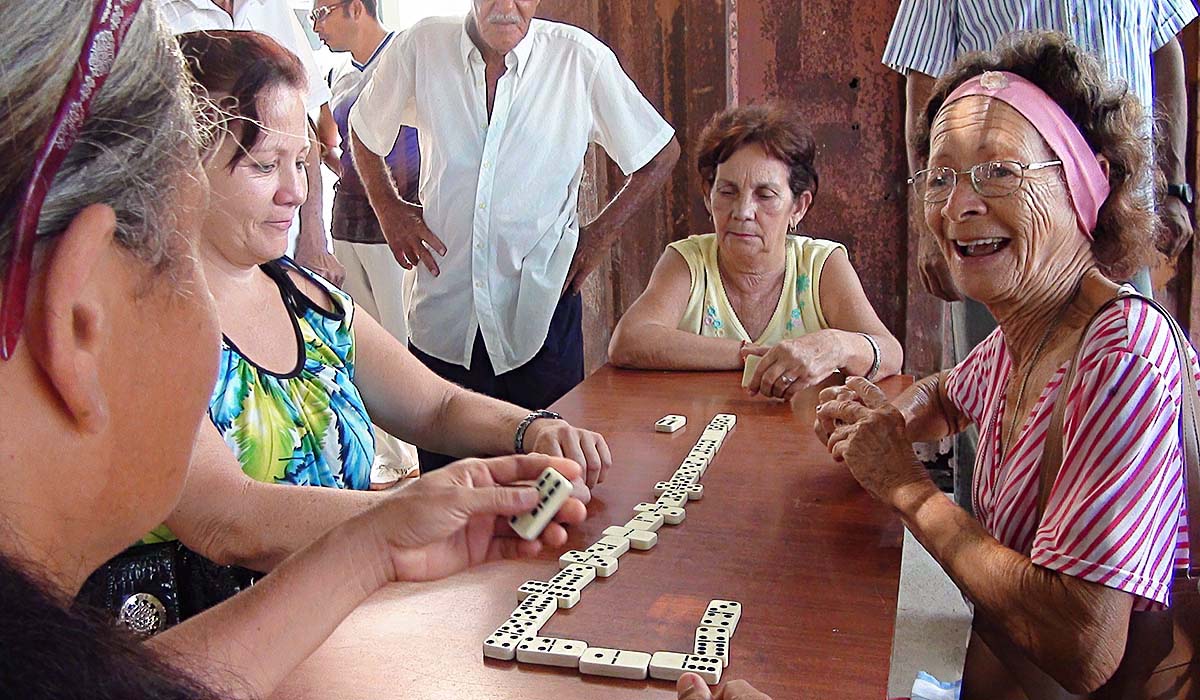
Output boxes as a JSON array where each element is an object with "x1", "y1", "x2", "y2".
[{"x1": 0, "y1": 2, "x2": 198, "y2": 275}]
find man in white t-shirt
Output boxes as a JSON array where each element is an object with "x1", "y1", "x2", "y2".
[
  {"x1": 350, "y1": 0, "x2": 680, "y2": 473},
  {"x1": 159, "y1": 0, "x2": 346, "y2": 284}
]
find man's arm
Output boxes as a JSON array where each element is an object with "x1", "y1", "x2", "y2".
[
  {"x1": 1153, "y1": 36, "x2": 1193, "y2": 259},
  {"x1": 562, "y1": 137, "x2": 680, "y2": 294},
  {"x1": 316, "y1": 103, "x2": 342, "y2": 176},
  {"x1": 350, "y1": 129, "x2": 447, "y2": 275},
  {"x1": 905, "y1": 71, "x2": 961, "y2": 302},
  {"x1": 294, "y1": 118, "x2": 346, "y2": 284}
]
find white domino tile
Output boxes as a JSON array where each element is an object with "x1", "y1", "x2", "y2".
[
  {"x1": 703, "y1": 600, "x2": 742, "y2": 632},
  {"x1": 510, "y1": 593, "x2": 557, "y2": 626},
  {"x1": 558, "y1": 550, "x2": 618, "y2": 577},
  {"x1": 655, "y1": 490, "x2": 688, "y2": 509},
  {"x1": 708, "y1": 413, "x2": 737, "y2": 431},
  {"x1": 515, "y1": 636, "x2": 589, "y2": 667},
  {"x1": 648, "y1": 651, "x2": 723, "y2": 684},
  {"x1": 634, "y1": 501, "x2": 686, "y2": 525},
  {"x1": 509, "y1": 467, "x2": 573, "y2": 541},
  {"x1": 693, "y1": 637, "x2": 729, "y2": 668},
  {"x1": 654, "y1": 414, "x2": 686, "y2": 433},
  {"x1": 741, "y1": 355, "x2": 762, "y2": 388},
  {"x1": 700, "y1": 428, "x2": 727, "y2": 446},
  {"x1": 624, "y1": 512, "x2": 664, "y2": 532},
  {"x1": 699, "y1": 610, "x2": 740, "y2": 634},
  {"x1": 517, "y1": 580, "x2": 550, "y2": 600},
  {"x1": 483, "y1": 631, "x2": 525, "y2": 660},
  {"x1": 578, "y1": 647, "x2": 652, "y2": 680},
  {"x1": 585, "y1": 535, "x2": 630, "y2": 557},
  {"x1": 686, "y1": 484, "x2": 704, "y2": 500},
  {"x1": 494, "y1": 617, "x2": 543, "y2": 637},
  {"x1": 602, "y1": 525, "x2": 658, "y2": 550}
]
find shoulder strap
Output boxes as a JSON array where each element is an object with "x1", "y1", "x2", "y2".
[{"x1": 1037, "y1": 292, "x2": 1200, "y2": 578}]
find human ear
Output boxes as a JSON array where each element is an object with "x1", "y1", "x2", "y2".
[
  {"x1": 1095, "y1": 153, "x2": 1111, "y2": 181},
  {"x1": 32, "y1": 203, "x2": 122, "y2": 434},
  {"x1": 792, "y1": 189, "x2": 814, "y2": 226}
]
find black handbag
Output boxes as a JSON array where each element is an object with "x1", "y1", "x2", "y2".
[{"x1": 76, "y1": 541, "x2": 261, "y2": 636}]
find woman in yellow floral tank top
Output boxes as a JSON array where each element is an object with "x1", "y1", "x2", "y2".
[{"x1": 610, "y1": 103, "x2": 902, "y2": 399}]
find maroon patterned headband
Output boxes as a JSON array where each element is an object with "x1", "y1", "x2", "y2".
[{"x1": 0, "y1": 0, "x2": 144, "y2": 360}]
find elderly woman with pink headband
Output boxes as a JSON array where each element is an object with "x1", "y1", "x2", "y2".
[{"x1": 815, "y1": 33, "x2": 1200, "y2": 698}]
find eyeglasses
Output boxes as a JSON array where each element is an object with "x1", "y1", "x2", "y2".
[
  {"x1": 309, "y1": 1, "x2": 353, "y2": 24},
  {"x1": 0, "y1": 0, "x2": 144, "y2": 360},
  {"x1": 908, "y1": 159, "x2": 1063, "y2": 204}
]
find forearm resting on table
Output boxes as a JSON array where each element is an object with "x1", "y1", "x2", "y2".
[
  {"x1": 150, "y1": 518, "x2": 387, "y2": 700},
  {"x1": 896, "y1": 482, "x2": 1129, "y2": 693},
  {"x1": 826, "y1": 328, "x2": 902, "y2": 380},
  {"x1": 608, "y1": 321, "x2": 743, "y2": 370},
  {"x1": 171, "y1": 480, "x2": 382, "y2": 573}
]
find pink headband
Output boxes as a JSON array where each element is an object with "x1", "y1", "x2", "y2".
[{"x1": 943, "y1": 71, "x2": 1110, "y2": 240}]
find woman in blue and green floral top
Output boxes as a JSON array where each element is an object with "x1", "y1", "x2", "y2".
[{"x1": 125, "y1": 31, "x2": 612, "y2": 621}]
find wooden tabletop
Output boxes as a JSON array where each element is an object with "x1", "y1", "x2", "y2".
[{"x1": 275, "y1": 367, "x2": 907, "y2": 700}]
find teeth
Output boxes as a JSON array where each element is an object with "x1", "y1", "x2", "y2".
[{"x1": 955, "y1": 237, "x2": 1007, "y2": 257}]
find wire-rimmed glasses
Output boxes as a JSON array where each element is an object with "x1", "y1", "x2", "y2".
[{"x1": 908, "y1": 159, "x2": 1063, "y2": 203}]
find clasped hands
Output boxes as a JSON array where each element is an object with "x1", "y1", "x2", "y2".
[{"x1": 813, "y1": 377, "x2": 932, "y2": 509}]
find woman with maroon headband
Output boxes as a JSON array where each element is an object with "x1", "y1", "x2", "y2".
[
  {"x1": 817, "y1": 33, "x2": 1200, "y2": 698},
  {"x1": 0, "y1": 3, "x2": 588, "y2": 698}
]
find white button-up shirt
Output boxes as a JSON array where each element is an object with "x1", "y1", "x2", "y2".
[
  {"x1": 158, "y1": 0, "x2": 332, "y2": 110},
  {"x1": 350, "y1": 16, "x2": 674, "y2": 374}
]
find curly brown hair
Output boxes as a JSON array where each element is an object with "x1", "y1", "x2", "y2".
[
  {"x1": 914, "y1": 31, "x2": 1156, "y2": 280},
  {"x1": 696, "y1": 102, "x2": 819, "y2": 201}
]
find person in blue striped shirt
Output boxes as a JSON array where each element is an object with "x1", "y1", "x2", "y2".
[{"x1": 883, "y1": 0, "x2": 1197, "y2": 509}]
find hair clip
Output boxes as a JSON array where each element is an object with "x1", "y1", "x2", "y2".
[
  {"x1": 0, "y1": 0, "x2": 144, "y2": 360},
  {"x1": 979, "y1": 71, "x2": 1010, "y2": 91}
]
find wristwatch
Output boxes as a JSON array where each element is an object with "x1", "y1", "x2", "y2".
[
  {"x1": 514, "y1": 410, "x2": 562, "y2": 454},
  {"x1": 1167, "y1": 183, "x2": 1195, "y2": 206}
]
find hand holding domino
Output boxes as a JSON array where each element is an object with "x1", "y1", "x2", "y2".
[{"x1": 509, "y1": 465, "x2": 581, "y2": 541}]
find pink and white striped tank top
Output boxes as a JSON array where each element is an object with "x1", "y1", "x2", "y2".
[{"x1": 946, "y1": 297, "x2": 1195, "y2": 609}]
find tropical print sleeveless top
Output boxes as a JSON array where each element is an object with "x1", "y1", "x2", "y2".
[
  {"x1": 667, "y1": 233, "x2": 845, "y2": 345},
  {"x1": 144, "y1": 258, "x2": 374, "y2": 544}
]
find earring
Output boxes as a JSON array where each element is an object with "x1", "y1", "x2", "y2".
[{"x1": 787, "y1": 221, "x2": 798, "y2": 235}]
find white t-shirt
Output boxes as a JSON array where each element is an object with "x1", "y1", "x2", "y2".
[
  {"x1": 350, "y1": 16, "x2": 674, "y2": 374},
  {"x1": 158, "y1": 0, "x2": 332, "y2": 110}
]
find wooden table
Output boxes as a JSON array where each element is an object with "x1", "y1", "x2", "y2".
[{"x1": 276, "y1": 367, "x2": 907, "y2": 699}]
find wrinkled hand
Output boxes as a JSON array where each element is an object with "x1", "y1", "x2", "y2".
[
  {"x1": 295, "y1": 246, "x2": 346, "y2": 287},
  {"x1": 677, "y1": 674, "x2": 773, "y2": 700},
  {"x1": 812, "y1": 383, "x2": 869, "y2": 445},
  {"x1": 1159, "y1": 196, "x2": 1194, "y2": 260},
  {"x1": 379, "y1": 200, "x2": 447, "y2": 276},
  {"x1": 361, "y1": 454, "x2": 587, "y2": 583},
  {"x1": 741, "y1": 333, "x2": 842, "y2": 400},
  {"x1": 815, "y1": 377, "x2": 930, "y2": 508},
  {"x1": 918, "y1": 228, "x2": 961, "y2": 302},
  {"x1": 524, "y1": 419, "x2": 612, "y2": 498}
]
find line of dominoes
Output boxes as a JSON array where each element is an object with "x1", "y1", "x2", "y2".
[{"x1": 483, "y1": 413, "x2": 742, "y2": 684}]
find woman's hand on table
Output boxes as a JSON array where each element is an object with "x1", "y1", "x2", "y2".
[
  {"x1": 524, "y1": 418, "x2": 612, "y2": 494},
  {"x1": 677, "y1": 674, "x2": 773, "y2": 699},
  {"x1": 356, "y1": 454, "x2": 587, "y2": 584},
  {"x1": 741, "y1": 333, "x2": 842, "y2": 400},
  {"x1": 815, "y1": 377, "x2": 932, "y2": 509}
]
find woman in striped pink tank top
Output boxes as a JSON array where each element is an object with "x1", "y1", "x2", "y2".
[{"x1": 816, "y1": 33, "x2": 1198, "y2": 699}]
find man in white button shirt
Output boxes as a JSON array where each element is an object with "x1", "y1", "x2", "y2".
[
  {"x1": 158, "y1": 0, "x2": 346, "y2": 284},
  {"x1": 350, "y1": 0, "x2": 680, "y2": 472}
]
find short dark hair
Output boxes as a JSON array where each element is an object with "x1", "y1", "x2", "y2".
[
  {"x1": 915, "y1": 31, "x2": 1156, "y2": 280},
  {"x1": 177, "y1": 30, "x2": 308, "y2": 170},
  {"x1": 354, "y1": 0, "x2": 379, "y2": 18},
  {"x1": 696, "y1": 102, "x2": 819, "y2": 200}
]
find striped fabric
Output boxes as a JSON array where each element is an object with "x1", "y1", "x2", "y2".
[
  {"x1": 882, "y1": 0, "x2": 1197, "y2": 116},
  {"x1": 945, "y1": 298, "x2": 1196, "y2": 609}
]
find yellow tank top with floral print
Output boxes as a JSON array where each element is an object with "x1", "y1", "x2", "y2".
[{"x1": 667, "y1": 233, "x2": 845, "y2": 345}]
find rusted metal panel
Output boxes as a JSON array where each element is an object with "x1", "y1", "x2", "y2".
[{"x1": 733, "y1": 0, "x2": 916, "y2": 364}]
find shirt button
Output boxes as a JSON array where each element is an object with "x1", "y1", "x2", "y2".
[
  {"x1": 482, "y1": 160, "x2": 490, "y2": 169},
  {"x1": 475, "y1": 241, "x2": 484, "y2": 250},
  {"x1": 478, "y1": 202, "x2": 486, "y2": 210},
  {"x1": 474, "y1": 281, "x2": 484, "y2": 289}
]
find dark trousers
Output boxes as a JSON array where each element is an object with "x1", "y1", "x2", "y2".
[{"x1": 409, "y1": 292, "x2": 584, "y2": 473}]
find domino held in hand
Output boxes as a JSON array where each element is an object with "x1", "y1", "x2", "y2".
[{"x1": 509, "y1": 466, "x2": 573, "y2": 541}]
